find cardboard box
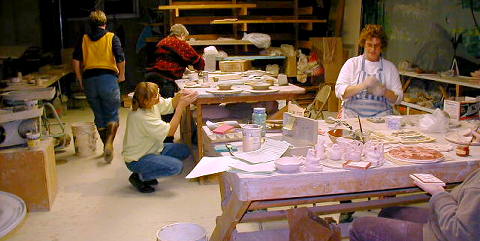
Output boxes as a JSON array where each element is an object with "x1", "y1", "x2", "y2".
[
  {"x1": 444, "y1": 97, "x2": 480, "y2": 120},
  {"x1": 219, "y1": 60, "x2": 251, "y2": 72},
  {"x1": 0, "y1": 138, "x2": 57, "y2": 211}
]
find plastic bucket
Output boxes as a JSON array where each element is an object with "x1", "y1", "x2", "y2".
[
  {"x1": 156, "y1": 223, "x2": 207, "y2": 241},
  {"x1": 71, "y1": 122, "x2": 97, "y2": 157}
]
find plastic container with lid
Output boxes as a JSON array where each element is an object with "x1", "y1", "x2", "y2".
[{"x1": 252, "y1": 107, "x2": 267, "y2": 136}]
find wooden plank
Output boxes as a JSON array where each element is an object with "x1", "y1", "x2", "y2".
[
  {"x1": 212, "y1": 19, "x2": 327, "y2": 24},
  {"x1": 252, "y1": 1, "x2": 294, "y2": 8},
  {"x1": 298, "y1": 6, "x2": 313, "y2": 15},
  {"x1": 171, "y1": 1, "x2": 232, "y2": 5},
  {"x1": 209, "y1": 192, "x2": 251, "y2": 241},
  {"x1": 159, "y1": 3, "x2": 256, "y2": 10},
  {"x1": 174, "y1": 16, "x2": 234, "y2": 25},
  {"x1": 189, "y1": 40, "x2": 253, "y2": 46},
  {"x1": 234, "y1": 228, "x2": 289, "y2": 241},
  {"x1": 241, "y1": 193, "x2": 430, "y2": 223}
]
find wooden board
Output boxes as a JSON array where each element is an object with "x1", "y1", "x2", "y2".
[{"x1": 212, "y1": 19, "x2": 327, "y2": 24}]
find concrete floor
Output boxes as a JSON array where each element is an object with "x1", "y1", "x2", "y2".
[
  {"x1": 3, "y1": 107, "x2": 223, "y2": 241},
  {"x1": 2, "y1": 106, "x2": 389, "y2": 241}
]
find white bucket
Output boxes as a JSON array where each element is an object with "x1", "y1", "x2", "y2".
[
  {"x1": 71, "y1": 122, "x2": 97, "y2": 157},
  {"x1": 156, "y1": 223, "x2": 207, "y2": 241}
]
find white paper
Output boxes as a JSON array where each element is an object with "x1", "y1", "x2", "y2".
[
  {"x1": 185, "y1": 156, "x2": 233, "y2": 179},
  {"x1": 229, "y1": 160, "x2": 276, "y2": 173},
  {"x1": 234, "y1": 138, "x2": 290, "y2": 164}
]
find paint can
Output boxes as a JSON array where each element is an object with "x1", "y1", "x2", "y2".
[
  {"x1": 71, "y1": 122, "x2": 97, "y2": 157},
  {"x1": 156, "y1": 223, "x2": 207, "y2": 241},
  {"x1": 26, "y1": 132, "x2": 41, "y2": 150},
  {"x1": 242, "y1": 124, "x2": 262, "y2": 152}
]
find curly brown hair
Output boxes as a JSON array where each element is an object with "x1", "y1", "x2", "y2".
[
  {"x1": 358, "y1": 24, "x2": 388, "y2": 49},
  {"x1": 132, "y1": 82, "x2": 159, "y2": 111}
]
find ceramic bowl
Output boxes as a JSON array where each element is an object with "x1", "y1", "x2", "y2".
[
  {"x1": 274, "y1": 157, "x2": 302, "y2": 173},
  {"x1": 327, "y1": 129, "x2": 355, "y2": 143},
  {"x1": 217, "y1": 83, "x2": 233, "y2": 90},
  {"x1": 251, "y1": 83, "x2": 271, "y2": 90}
]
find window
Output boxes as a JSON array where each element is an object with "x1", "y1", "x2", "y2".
[{"x1": 64, "y1": 0, "x2": 139, "y2": 20}]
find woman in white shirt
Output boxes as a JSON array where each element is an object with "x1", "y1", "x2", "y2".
[
  {"x1": 335, "y1": 24, "x2": 403, "y2": 118},
  {"x1": 123, "y1": 82, "x2": 198, "y2": 193}
]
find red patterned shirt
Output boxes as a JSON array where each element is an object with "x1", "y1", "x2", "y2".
[{"x1": 148, "y1": 36, "x2": 205, "y2": 81}]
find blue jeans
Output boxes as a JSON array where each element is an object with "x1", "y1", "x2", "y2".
[
  {"x1": 83, "y1": 74, "x2": 120, "y2": 128},
  {"x1": 350, "y1": 206, "x2": 426, "y2": 241},
  {"x1": 125, "y1": 143, "x2": 191, "y2": 181}
]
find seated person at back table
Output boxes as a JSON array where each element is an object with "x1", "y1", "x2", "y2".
[
  {"x1": 335, "y1": 24, "x2": 403, "y2": 118},
  {"x1": 350, "y1": 167, "x2": 480, "y2": 241},
  {"x1": 122, "y1": 82, "x2": 198, "y2": 193}
]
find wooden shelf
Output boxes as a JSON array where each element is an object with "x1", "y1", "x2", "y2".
[
  {"x1": 189, "y1": 40, "x2": 252, "y2": 46},
  {"x1": 159, "y1": 3, "x2": 256, "y2": 17},
  {"x1": 212, "y1": 19, "x2": 327, "y2": 24},
  {"x1": 217, "y1": 56, "x2": 286, "y2": 61},
  {"x1": 400, "y1": 101, "x2": 435, "y2": 114},
  {"x1": 401, "y1": 71, "x2": 480, "y2": 90}
]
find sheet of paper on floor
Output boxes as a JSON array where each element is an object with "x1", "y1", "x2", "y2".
[{"x1": 233, "y1": 138, "x2": 290, "y2": 164}]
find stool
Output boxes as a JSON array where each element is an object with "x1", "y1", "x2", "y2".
[{"x1": 70, "y1": 92, "x2": 88, "y2": 109}]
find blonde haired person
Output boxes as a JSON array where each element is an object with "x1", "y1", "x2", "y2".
[
  {"x1": 145, "y1": 24, "x2": 204, "y2": 143},
  {"x1": 72, "y1": 10, "x2": 126, "y2": 163},
  {"x1": 123, "y1": 82, "x2": 198, "y2": 193},
  {"x1": 335, "y1": 24, "x2": 403, "y2": 118}
]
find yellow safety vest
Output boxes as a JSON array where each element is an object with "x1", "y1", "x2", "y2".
[{"x1": 82, "y1": 32, "x2": 119, "y2": 73}]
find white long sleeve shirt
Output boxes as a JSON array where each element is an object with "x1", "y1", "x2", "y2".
[
  {"x1": 335, "y1": 55, "x2": 403, "y2": 104},
  {"x1": 122, "y1": 97, "x2": 174, "y2": 163}
]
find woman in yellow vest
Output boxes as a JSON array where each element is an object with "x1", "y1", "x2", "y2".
[{"x1": 72, "y1": 10, "x2": 126, "y2": 163}]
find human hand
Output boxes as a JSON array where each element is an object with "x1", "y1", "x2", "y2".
[
  {"x1": 413, "y1": 179, "x2": 445, "y2": 196},
  {"x1": 362, "y1": 75, "x2": 379, "y2": 88},
  {"x1": 368, "y1": 84, "x2": 386, "y2": 96},
  {"x1": 118, "y1": 75, "x2": 125, "y2": 83},
  {"x1": 178, "y1": 90, "x2": 198, "y2": 107}
]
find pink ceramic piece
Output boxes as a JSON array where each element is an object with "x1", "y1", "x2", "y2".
[
  {"x1": 363, "y1": 141, "x2": 385, "y2": 166},
  {"x1": 328, "y1": 144, "x2": 343, "y2": 160},
  {"x1": 315, "y1": 141, "x2": 326, "y2": 160}
]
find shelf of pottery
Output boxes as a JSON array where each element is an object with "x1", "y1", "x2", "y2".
[{"x1": 399, "y1": 71, "x2": 480, "y2": 114}]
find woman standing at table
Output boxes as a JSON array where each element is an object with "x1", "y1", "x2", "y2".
[
  {"x1": 145, "y1": 24, "x2": 205, "y2": 143},
  {"x1": 335, "y1": 24, "x2": 403, "y2": 118}
]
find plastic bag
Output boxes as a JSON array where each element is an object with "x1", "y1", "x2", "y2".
[
  {"x1": 419, "y1": 108, "x2": 450, "y2": 133},
  {"x1": 242, "y1": 33, "x2": 271, "y2": 49}
]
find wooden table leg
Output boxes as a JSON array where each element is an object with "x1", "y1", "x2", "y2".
[
  {"x1": 197, "y1": 103, "x2": 204, "y2": 160},
  {"x1": 209, "y1": 192, "x2": 251, "y2": 241},
  {"x1": 181, "y1": 105, "x2": 193, "y2": 146}
]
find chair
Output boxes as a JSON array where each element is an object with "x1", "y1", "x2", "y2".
[{"x1": 304, "y1": 85, "x2": 331, "y2": 120}]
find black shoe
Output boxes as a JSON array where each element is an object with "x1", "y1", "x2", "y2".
[
  {"x1": 143, "y1": 179, "x2": 158, "y2": 186},
  {"x1": 129, "y1": 173, "x2": 155, "y2": 193},
  {"x1": 163, "y1": 136, "x2": 174, "y2": 143}
]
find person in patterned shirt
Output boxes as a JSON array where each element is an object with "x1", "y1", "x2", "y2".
[{"x1": 145, "y1": 24, "x2": 205, "y2": 142}]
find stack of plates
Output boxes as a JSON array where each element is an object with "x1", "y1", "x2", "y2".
[{"x1": 0, "y1": 191, "x2": 26, "y2": 238}]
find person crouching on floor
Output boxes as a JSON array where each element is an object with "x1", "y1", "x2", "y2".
[{"x1": 122, "y1": 82, "x2": 198, "y2": 193}]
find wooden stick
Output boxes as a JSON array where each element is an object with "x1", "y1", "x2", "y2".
[{"x1": 357, "y1": 115, "x2": 364, "y2": 143}]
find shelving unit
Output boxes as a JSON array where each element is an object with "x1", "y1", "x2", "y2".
[
  {"x1": 157, "y1": 0, "x2": 327, "y2": 48},
  {"x1": 399, "y1": 71, "x2": 480, "y2": 114}
]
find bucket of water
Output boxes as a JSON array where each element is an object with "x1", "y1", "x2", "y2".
[
  {"x1": 156, "y1": 223, "x2": 207, "y2": 241},
  {"x1": 71, "y1": 122, "x2": 97, "y2": 156}
]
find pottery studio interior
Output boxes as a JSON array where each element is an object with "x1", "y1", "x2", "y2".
[{"x1": 1, "y1": 0, "x2": 480, "y2": 241}]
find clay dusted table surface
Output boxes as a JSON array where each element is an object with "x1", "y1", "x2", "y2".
[
  {"x1": 176, "y1": 78, "x2": 305, "y2": 163},
  {"x1": 209, "y1": 118, "x2": 480, "y2": 241}
]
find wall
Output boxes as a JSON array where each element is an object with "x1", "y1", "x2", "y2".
[
  {"x1": 342, "y1": 0, "x2": 362, "y2": 58},
  {"x1": 381, "y1": 0, "x2": 479, "y2": 72},
  {"x1": 0, "y1": 0, "x2": 42, "y2": 46}
]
